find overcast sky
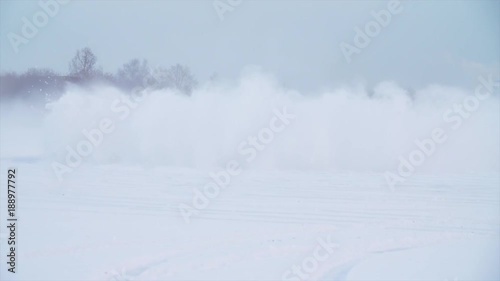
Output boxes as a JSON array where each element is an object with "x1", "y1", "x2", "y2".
[{"x1": 1, "y1": 0, "x2": 498, "y2": 91}]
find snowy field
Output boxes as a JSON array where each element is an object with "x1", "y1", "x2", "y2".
[{"x1": 0, "y1": 161, "x2": 498, "y2": 280}]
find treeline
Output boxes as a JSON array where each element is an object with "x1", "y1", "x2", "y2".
[{"x1": 0, "y1": 47, "x2": 198, "y2": 105}]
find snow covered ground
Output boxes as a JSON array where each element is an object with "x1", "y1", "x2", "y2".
[{"x1": 0, "y1": 160, "x2": 498, "y2": 280}]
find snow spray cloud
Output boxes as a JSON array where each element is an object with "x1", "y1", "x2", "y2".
[
  {"x1": 384, "y1": 74, "x2": 500, "y2": 190},
  {"x1": 49, "y1": 67, "x2": 165, "y2": 182},
  {"x1": 178, "y1": 105, "x2": 295, "y2": 223},
  {"x1": 1, "y1": 69, "x2": 498, "y2": 180}
]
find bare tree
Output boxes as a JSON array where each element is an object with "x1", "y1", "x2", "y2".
[
  {"x1": 116, "y1": 59, "x2": 150, "y2": 90},
  {"x1": 156, "y1": 64, "x2": 197, "y2": 95},
  {"x1": 69, "y1": 47, "x2": 97, "y2": 79},
  {"x1": 1, "y1": 68, "x2": 65, "y2": 105}
]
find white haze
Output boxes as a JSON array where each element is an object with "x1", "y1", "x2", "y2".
[{"x1": 1, "y1": 71, "x2": 499, "y2": 175}]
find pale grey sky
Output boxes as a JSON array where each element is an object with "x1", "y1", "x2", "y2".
[{"x1": 1, "y1": 0, "x2": 499, "y2": 91}]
